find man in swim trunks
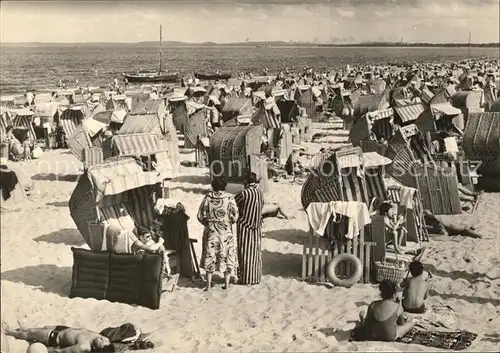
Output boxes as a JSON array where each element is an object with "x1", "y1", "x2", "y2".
[
  {"x1": 3, "y1": 323, "x2": 114, "y2": 352},
  {"x1": 400, "y1": 261, "x2": 431, "y2": 314}
]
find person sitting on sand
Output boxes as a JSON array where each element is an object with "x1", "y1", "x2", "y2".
[
  {"x1": 359, "y1": 280, "x2": 417, "y2": 342},
  {"x1": 400, "y1": 261, "x2": 432, "y2": 314},
  {"x1": 135, "y1": 226, "x2": 174, "y2": 279},
  {"x1": 3, "y1": 322, "x2": 114, "y2": 352}
]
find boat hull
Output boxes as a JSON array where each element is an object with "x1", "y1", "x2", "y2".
[
  {"x1": 124, "y1": 73, "x2": 179, "y2": 83},
  {"x1": 194, "y1": 72, "x2": 232, "y2": 80}
]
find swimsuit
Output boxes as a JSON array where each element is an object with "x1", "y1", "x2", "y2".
[
  {"x1": 48, "y1": 326, "x2": 69, "y2": 347},
  {"x1": 364, "y1": 303, "x2": 399, "y2": 341}
]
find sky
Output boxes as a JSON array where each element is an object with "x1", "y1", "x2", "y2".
[{"x1": 1, "y1": 0, "x2": 499, "y2": 44}]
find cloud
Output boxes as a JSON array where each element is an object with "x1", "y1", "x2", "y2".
[{"x1": 0, "y1": 0, "x2": 498, "y2": 43}]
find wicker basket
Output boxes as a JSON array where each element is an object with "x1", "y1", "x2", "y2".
[{"x1": 375, "y1": 258, "x2": 408, "y2": 285}]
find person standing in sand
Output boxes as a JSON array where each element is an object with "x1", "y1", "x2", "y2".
[
  {"x1": 3, "y1": 322, "x2": 114, "y2": 352},
  {"x1": 197, "y1": 176, "x2": 239, "y2": 291},
  {"x1": 235, "y1": 172, "x2": 265, "y2": 285}
]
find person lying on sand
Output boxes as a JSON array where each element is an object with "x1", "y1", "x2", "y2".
[
  {"x1": 400, "y1": 261, "x2": 432, "y2": 314},
  {"x1": 3, "y1": 322, "x2": 114, "y2": 352},
  {"x1": 423, "y1": 210, "x2": 482, "y2": 238},
  {"x1": 262, "y1": 202, "x2": 289, "y2": 219},
  {"x1": 358, "y1": 280, "x2": 417, "y2": 342}
]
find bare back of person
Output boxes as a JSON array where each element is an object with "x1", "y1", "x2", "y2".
[
  {"x1": 402, "y1": 275, "x2": 429, "y2": 312},
  {"x1": 57, "y1": 327, "x2": 103, "y2": 347},
  {"x1": 4, "y1": 324, "x2": 110, "y2": 352}
]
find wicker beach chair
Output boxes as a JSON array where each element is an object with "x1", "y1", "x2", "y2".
[
  {"x1": 208, "y1": 123, "x2": 267, "y2": 185},
  {"x1": 462, "y1": 112, "x2": 500, "y2": 175}
]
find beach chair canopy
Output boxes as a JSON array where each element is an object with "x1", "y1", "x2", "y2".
[
  {"x1": 221, "y1": 98, "x2": 253, "y2": 122},
  {"x1": 186, "y1": 100, "x2": 205, "y2": 116},
  {"x1": 221, "y1": 98, "x2": 252, "y2": 114},
  {"x1": 93, "y1": 109, "x2": 127, "y2": 125},
  {"x1": 87, "y1": 158, "x2": 160, "y2": 206},
  {"x1": 430, "y1": 103, "x2": 461, "y2": 118},
  {"x1": 353, "y1": 94, "x2": 389, "y2": 119},
  {"x1": 81, "y1": 118, "x2": 107, "y2": 138},
  {"x1": 118, "y1": 100, "x2": 166, "y2": 135},
  {"x1": 362, "y1": 152, "x2": 392, "y2": 168},
  {"x1": 394, "y1": 103, "x2": 427, "y2": 124},
  {"x1": 450, "y1": 90, "x2": 483, "y2": 110}
]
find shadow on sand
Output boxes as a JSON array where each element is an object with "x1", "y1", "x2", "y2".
[
  {"x1": 34, "y1": 228, "x2": 86, "y2": 246},
  {"x1": 483, "y1": 334, "x2": 500, "y2": 343},
  {"x1": 318, "y1": 328, "x2": 352, "y2": 341},
  {"x1": 169, "y1": 186, "x2": 209, "y2": 195},
  {"x1": 31, "y1": 173, "x2": 80, "y2": 182},
  {"x1": 46, "y1": 201, "x2": 69, "y2": 207},
  {"x1": 1, "y1": 264, "x2": 71, "y2": 297},
  {"x1": 425, "y1": 263, "x2": 494, "y2": 285},
  {"x1": 263, "y1": 228, "x2": 308, "y2": 245},
  {"x1": 428, "y1": 289, "x2": 500, "y2": 306},
  {"x1": 262, "y1": 250, "x2": 302, "y2": 279},
  {"x1": 170, "y1": 174, "x2": 210, "y2": 185}
]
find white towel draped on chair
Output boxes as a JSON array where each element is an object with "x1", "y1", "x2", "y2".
[
  {"x1": 306, "y1": 201, "x2": 371, "y2": 239},
  {"x1": 399, "y1": 187, "x2": 417, "y2": 209}
]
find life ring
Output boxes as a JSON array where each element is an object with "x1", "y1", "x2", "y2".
[{"x1": 326, "y1": 253, "x2": 363, "y2": 288}]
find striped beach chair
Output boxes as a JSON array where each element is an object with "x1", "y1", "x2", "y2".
[
  {"x1": 58, "y1": 105, "x2": 87, "y2": 140},
  {"x1": 10, "y1": 108, "x2": 37, "y2": 143},
  {"x1": 386, "y1": 184, "x2": 429, "y2": 243}
]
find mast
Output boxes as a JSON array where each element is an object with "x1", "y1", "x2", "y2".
[
  {"x1": 467, "y1": 31, "x2": 471, "y2": 57},
  {"x1": 159, "y1": 25, "x2": 163, "y2": 73}
]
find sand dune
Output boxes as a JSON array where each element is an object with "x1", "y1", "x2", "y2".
[{"x1": 1, "y1": 140, "x2": 500, "y2": 352}]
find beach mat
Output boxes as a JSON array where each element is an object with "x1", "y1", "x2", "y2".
[
  {"x1": 397, "y1": 328, "x2": 477, "y2": 350},
  {"x1": 350, "y1": 327, "x2": 477, "y2": 350}
]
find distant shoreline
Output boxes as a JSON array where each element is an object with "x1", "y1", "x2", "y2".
[{"x1": 1, "y1": 42, "x2": 499, "y2": 48}]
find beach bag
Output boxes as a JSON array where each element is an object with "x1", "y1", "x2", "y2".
[{"x1": 375, "y1": 252, "x2": 408, "y2": 286}]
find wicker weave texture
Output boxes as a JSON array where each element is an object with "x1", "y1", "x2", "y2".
[
  {"x1": 462, "y1": 112, "x2": 500, "y2": 174},
  {"x1": 209, "y1": 124, "x2": 263, "y2": 180}
]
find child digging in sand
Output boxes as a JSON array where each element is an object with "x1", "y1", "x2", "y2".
[{"x1": 400, "y1": 261, "x2": 432, "y2": 314}]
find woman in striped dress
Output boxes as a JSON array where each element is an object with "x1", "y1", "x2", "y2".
[{"x1": 235, "y1": 172, "x2": 264, "y2": 285}]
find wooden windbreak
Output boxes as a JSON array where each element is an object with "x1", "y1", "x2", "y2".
[{"x1": 302, "y1": 216, "x2": 374, "y2": 284}]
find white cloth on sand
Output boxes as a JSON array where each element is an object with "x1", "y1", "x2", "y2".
[{"x1": 306, "y1": 201, "x2": 371, "y2": 239}]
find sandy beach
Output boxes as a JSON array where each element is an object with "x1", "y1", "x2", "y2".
[{"x1": 1, "y1": 122, "x2": 499, "y2": 353}]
